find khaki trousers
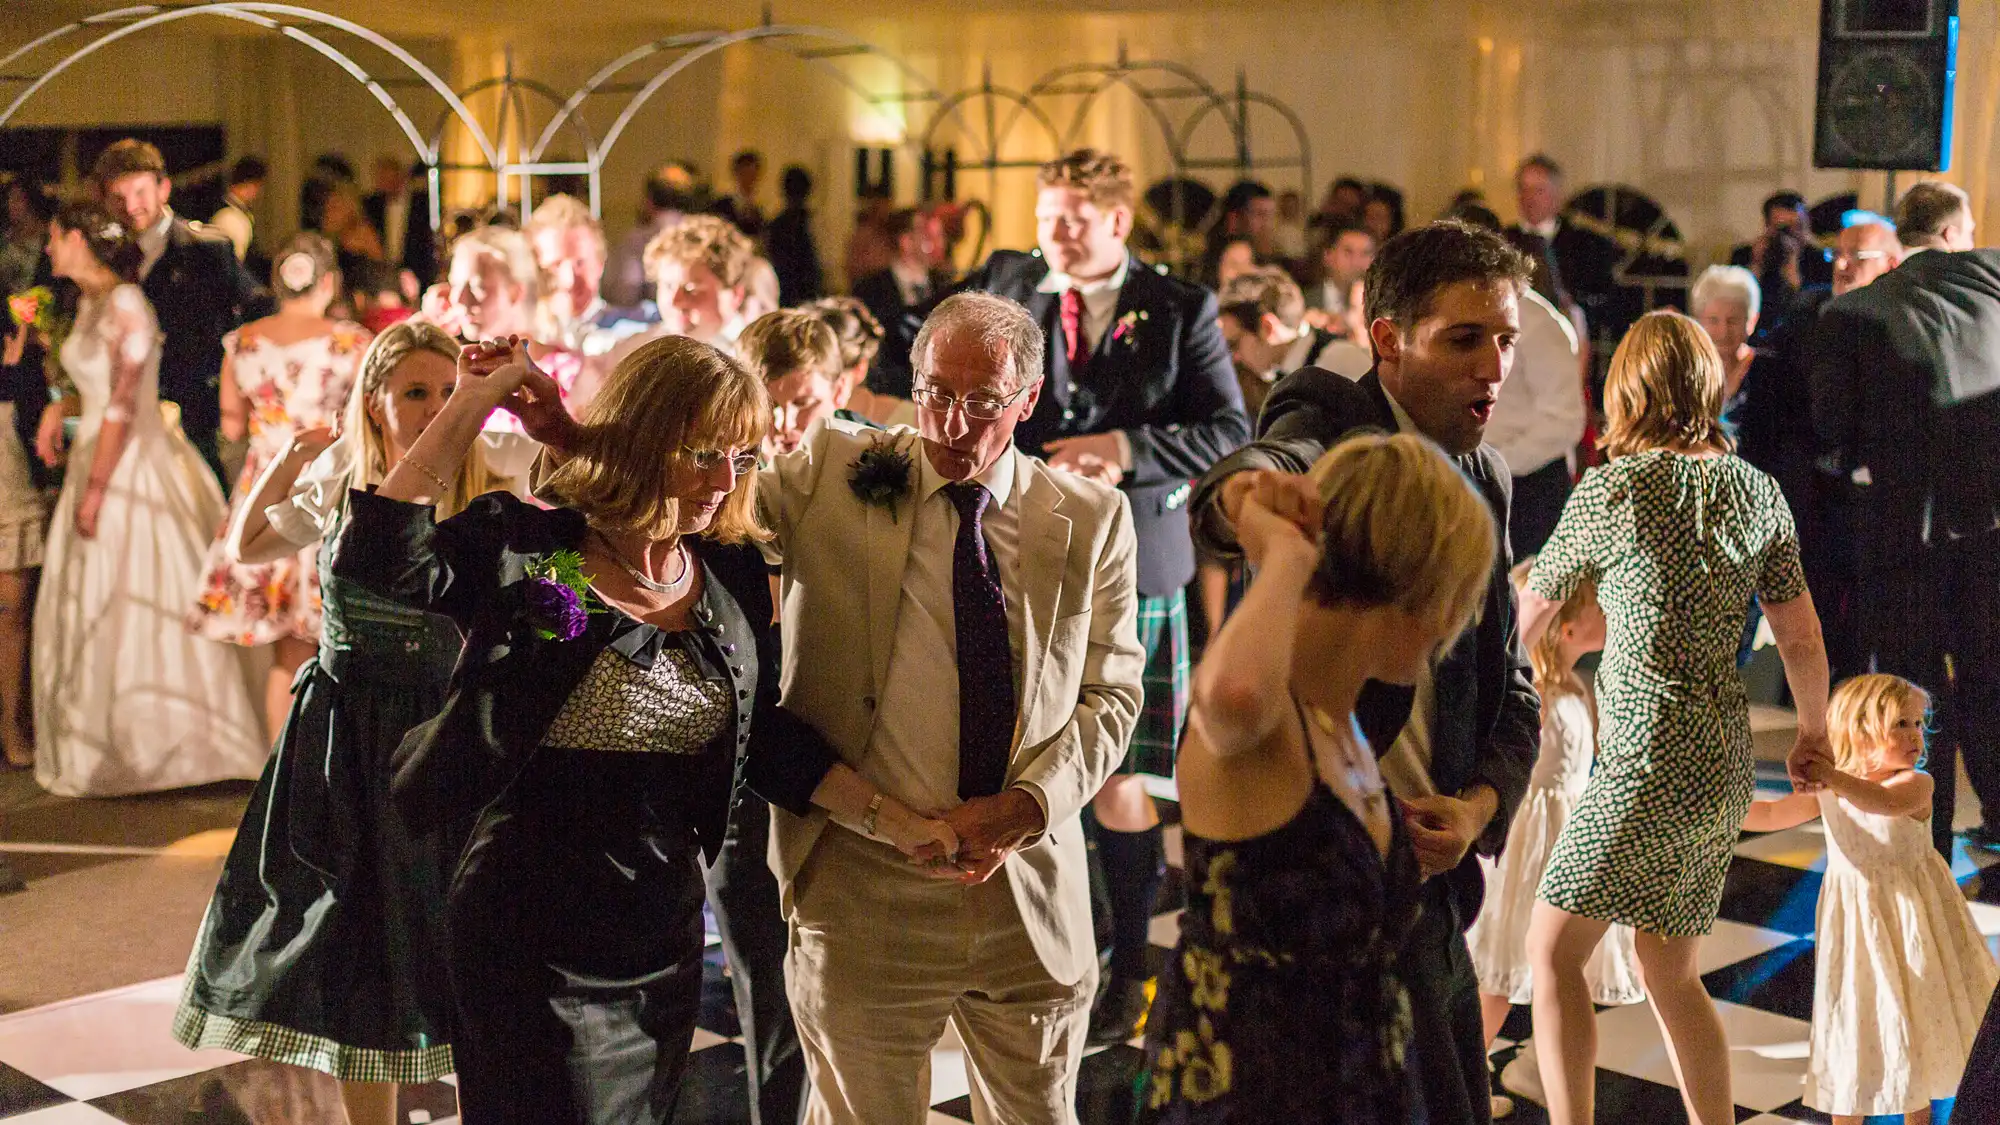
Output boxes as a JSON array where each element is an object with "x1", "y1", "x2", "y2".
[{"x1": 784, "y1": 827, "x2": 1093, "y2": 1125}]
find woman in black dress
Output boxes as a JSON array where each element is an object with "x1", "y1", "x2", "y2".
[
  {"x1": 1137, "y1": 433, "x2": 1498, "y2": 1123},
  {"x1": 332, "y1": 333, "x2": 956, "y2": 1124}
]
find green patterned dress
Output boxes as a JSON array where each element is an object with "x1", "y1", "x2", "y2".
[{"x1": 1528, "y1": 451, "x2": 1806, "y2": 937}]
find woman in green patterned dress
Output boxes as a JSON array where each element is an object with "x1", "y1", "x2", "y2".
[{"x1": 1518, "y1": 311, "x2": 1831, "y2": 1125}]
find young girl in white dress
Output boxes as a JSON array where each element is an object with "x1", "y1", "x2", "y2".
[
  {"x1": 1744, "y1": 673, "x2": 1998, "y2": 1124},
  {"x1": 32, "y1": 200, "x2": 264, "y2": 797},
  {"x1": 1468, "y1": 566, "x2": 1644, "y2": 1117}
]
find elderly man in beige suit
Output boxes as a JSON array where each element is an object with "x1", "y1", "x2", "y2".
[{"x1": 756, "y1": 290, "x2": 1143, "y2": 1124}]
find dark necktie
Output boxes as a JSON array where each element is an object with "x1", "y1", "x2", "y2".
[
  {"x1": 945, "y1": 482, "x2": 1016, "y2": 799},
  {"x1": 1060, "y1": 287, "x2": 1088, "y2": 372}
]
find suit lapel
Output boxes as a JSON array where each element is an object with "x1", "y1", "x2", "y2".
[
  {"x1": 865, "y1": 431, "x2": 924, "y2": 696},
  {"x1": 1012, "y1": 453, "x2": 1071, "y2": 746}
]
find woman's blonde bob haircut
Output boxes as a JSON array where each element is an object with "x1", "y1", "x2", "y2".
[
  {"x1": 540, "y1": 335, "x2": 771, "y2": 543},
  {"x1": 1599, "y1": 310, "x2": 1734, "y2": 460},
  {"x1": 344, "y1": 319, "x2": 500, "y2": 520},
  {"x1": 1304, "y1": 432, "x2": 1495, "y2": 647},
  {"x1": 1829, "y1": 673, "x2": 1932, "y2": 774}
]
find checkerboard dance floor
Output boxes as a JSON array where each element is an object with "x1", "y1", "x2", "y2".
[{"x1": 5, "y1": 761, "x2": 1998, "y2": 1124}]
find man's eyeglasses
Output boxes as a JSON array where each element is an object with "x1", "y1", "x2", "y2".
[
  {"x1": 910, "y1": 380, "x2": 1039, "y2": 422},
  {"x1": 683, "y1": 447, "x2": 760, "y2": 475},
  {"x1": 1834, "y1": 250, "x2": 1889, "y2": 268}
]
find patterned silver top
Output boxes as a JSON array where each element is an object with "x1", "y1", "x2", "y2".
[{"x1": 542, "y1": 644, "x2": 731, "y2": 754}]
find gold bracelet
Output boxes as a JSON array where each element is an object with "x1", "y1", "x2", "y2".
[{"x1": 409, "y1": 459, "x2": 452, "y2": 495}]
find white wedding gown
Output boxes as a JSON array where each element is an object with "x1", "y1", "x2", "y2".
[{"x1": 33, "y1": 284, "x2": 267, "y2": 797}]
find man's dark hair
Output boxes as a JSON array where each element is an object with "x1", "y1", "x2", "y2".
[
  {"x1": 92, "y1": 138, "x2": 166, "y2": 186},
  {"x1": 1332, "y1": 176, "x2": 1368, "y2": 197},
  {"x1": 1515, "y1": 152, "x2": 1563, "y2": 182},
  {"x1": 1363, "y1": 220, "x2": 1534, "y2": 333},
  {"x1": 1221, "y1": 179, "x2": 1273, "y2": 216},
  {"x1": 731, "y1": 149, "x2": 763, "y2": 172},
  {"x1": 228, "y1": 156, "x2": 268, "y2": 187},
  {"x1": 883, "y1": 207, "x2": 921, "y2": 242},
  {"x1": 1894, "y1": 181, "x2": 1971, "y2": 246},
  {"x1": 1762, "y1": 190, "x2": 1807, "y2": 220},
  {"x1": 1447, "y1": 202, "x2": 1503, "y2": 232},
  {"x1": 645, "y1": 174, "x2": 695, "y2": 214},
  {"x1": 1217, "y1": 267, "x2": 1305, "y2": 332},
  {"x1": 1326, "y1": 220, "x2": 1377, "y2": 247},
  {"x1": 310, "y1": 152, "x2": 356, "y2": 183},
  {"x1": 780, "y1": 165, "x2": 812, "y2": 204}
]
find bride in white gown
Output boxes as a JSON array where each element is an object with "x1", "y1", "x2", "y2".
[{"x1": 33, "y1": 201, "x2": 265, "y2": 797}]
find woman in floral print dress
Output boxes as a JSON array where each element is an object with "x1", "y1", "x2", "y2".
[
  {"x1": 1137, "y1": 433, "x2": 1498, "y2": 1124},
  {"x1": 187, "y1": 233, "x2": 366, "y2": 738},
  {"x1": 1519, "y1": 312, "x2": 1831, "y2": 1125}
]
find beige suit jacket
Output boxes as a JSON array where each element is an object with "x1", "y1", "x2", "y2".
[{"x1": 757, "y1": 421, "x2": 1144, "y2": 985}]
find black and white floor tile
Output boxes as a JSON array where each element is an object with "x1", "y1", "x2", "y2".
[{"x1": 4, "y1": 764, "x2": 1997, "y2": 1123}]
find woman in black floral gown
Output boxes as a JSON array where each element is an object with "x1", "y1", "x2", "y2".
[{"x1": 1137, "y1": 433, "x2": 1499, "y2": 1123}]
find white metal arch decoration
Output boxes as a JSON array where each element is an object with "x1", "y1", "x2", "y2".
[
  {"x1": 428, "y1": 50, "x2": 605, "y2": 220},
  {"x1": 536, "y1": 22, "x2": 947, "y2": 214},
  {"x1": 0, "y1": 3, "x2": 498, "y2": 230}
]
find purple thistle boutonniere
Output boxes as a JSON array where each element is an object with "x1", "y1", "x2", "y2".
[
  {"x1": 1110, "y1": 308, "x2": 1148, "y2": 350},
  {"x1": 523, "y1": 550, "x2": 595, "y2": 642},
  {"x1": 848, "y1": 436, "x2": 914, "y2": 522}
]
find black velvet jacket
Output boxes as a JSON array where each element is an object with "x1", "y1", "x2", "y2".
[{"x1": 328, "y1": 489, "x2": 834, "y2": 862}]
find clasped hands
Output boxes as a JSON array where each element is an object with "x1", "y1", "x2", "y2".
[
  {"x1": 459, "y1": 335, "x2": 576, "y2": 448},
  {"x1": 887, "y1": 788, "x2": 1045, "y2": 886},
  {"x1": 1786, "y1": 730, "x2": 1836, "y2": 793}
]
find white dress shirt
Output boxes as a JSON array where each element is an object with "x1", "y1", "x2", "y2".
[
  {"x1": 138, "y1": 208, "x2": 175, "y2": 281},
  {"x1": 865, "y1": 449, "x2": 1026, "y2": 814},
  {"x1": 207, "y1": 197, "x2": 252, "y2": 262},
  {"x1": 890, "y1": 261, "x2": 933, "y2": 307},
  {"x1": 382, "y1": 191, "x2": 410, "y2": 263},
  {"x1": 1520, "y1": 217, "x2": 1559, "y2": 242},
  {"x1": 1034, "y1": 253, "x2": 1131, "y2": 352},
  {"x1": 1484, "y1": 287, "x2": 1585, "y2": 477}
]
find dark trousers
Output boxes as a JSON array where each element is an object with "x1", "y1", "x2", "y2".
[
  {"x1": 1397, "y1": 879, "x2": 1490, "y2": 1125},
  {"x1": 1858, "y1": 537, "x2": 2000, "y2": 856},
  {"x1": 1507, "y1": 459, "x2": 1572, "y2": 561},
  {"x1": 1959, "y1": 989, "x2": 2000, "y2": 1116},
  {"x1": 702, "y1": 797, "x2": 808, "y2": 1125}
]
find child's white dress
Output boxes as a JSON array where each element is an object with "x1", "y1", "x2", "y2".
[
  {"x1": 1807, "y1": 788, "x2": 1998, "y2": 1115},
  {"x1": 1467, "y1": 691, "x2": 1645, "y2": 1005}
]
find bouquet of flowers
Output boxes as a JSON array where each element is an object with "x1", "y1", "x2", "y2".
[
  {"x1": 522, "y1": 550, "x2": 598, "y2": 641},
  {"x1": 7, "y1": 287, "x2": 54, "y2": 336}
]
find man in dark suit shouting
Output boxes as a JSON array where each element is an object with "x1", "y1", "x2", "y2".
[
  {"x1": 1191, "y1": 220, "x2": 1540, "y2": 1125},
  {"x1": 88, "y1": 140, "x2": 268, "y2": 482},
  {"x1": 1811, "y1": 180, "x2": 2000, "y2": 858},
  {"x1": 956, "y1": 148, "x2": 1249, "y2": 1045}
]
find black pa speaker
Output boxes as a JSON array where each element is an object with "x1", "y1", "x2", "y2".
[{"x1": 1813, "y1": 0, "x2": 1959, "y2": 171}]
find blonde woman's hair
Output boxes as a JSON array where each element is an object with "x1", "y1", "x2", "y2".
[
  {"x1": 448, "y1": 224, "x2": 543, "y2": 304},
  {"x1": 1304, "y1": 432, "x2": 1495, "y2": 647},
  {"x1": 737, "y1": 309, "x2": 841, "y2": 383},
  {"x1": 1511, "y1": 557, "x2": 1594, "y2": 697},
  {"x1": 343, "y1": 320, "x2": 499, "y2": 519},
  {"x1": 539, "y1": 335, "x2": 771, "y2": 543},
  {"x1": 643, "y1": 214, "x2": 755, "y2": 290},
  {"x1": 1829, "y1": 673, "x2": 1933, "y2": 774},
  {"x1": 1599, "y1": 310, "x2": 1733, "y2": 460}
]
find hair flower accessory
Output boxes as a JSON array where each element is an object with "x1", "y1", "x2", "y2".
[
  {"x1": 101, "y1": 221, "x2": 124, "y2": 239},
  {"x1": 522, "y1": 550, "x2": 597, "y2": 641},
  {"x1": 848, "y1": 435, "x2": 914, "y2": 522},
  {"x1": 277, "y1": 252, "x2": 318, "y2": 291},
  {"x1": 1111, "y1": 308, "x2": 1148, "y2": 350}
]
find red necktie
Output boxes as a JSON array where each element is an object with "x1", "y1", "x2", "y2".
[{"x1": 1060, "y1": 287, "x2": 1087, "y2": 370}]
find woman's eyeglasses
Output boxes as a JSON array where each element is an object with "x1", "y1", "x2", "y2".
[
  {"x1": 683, "y1": 447, "x2": 760, "y2": 475},
  {"x1": 909, "y1": 380, "x2": 1037, "y2": 422}
]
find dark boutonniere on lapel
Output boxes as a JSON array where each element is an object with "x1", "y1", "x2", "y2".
[
  {"x1": 1110, "y1": 309, "x2": 1148, "y2": 351},
  {"x1": 522, "y1": 550, "x2": 596, "y2": 641},
  {"x1": 848, "y1": 435, "x2": 914, "y2": 522}
]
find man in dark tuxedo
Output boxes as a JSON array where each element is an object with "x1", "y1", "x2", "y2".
[
  {"x1": 956, "y1": 147, "x2": 1248, "y2": 1046},
  {"x1": 1507, "y1": 153, "x2": 1620, "y2": 349},
  {"x1": 1191, "y1": 220, "x2": 1540, "y2": 1125},
  {"x1": 851, "y1": 207, "x2": 947, "y2": 400},
  {"x1": 363, "y1": 156, "x2": 438, "y2": 289},
  {"x1": 1812, "y1": 180, "x2": 2000, "y2": 858},
  {"x1": 91, "y1": 140, "x2": 269, "y2": 482}
]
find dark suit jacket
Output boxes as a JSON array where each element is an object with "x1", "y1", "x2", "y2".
[
  {"x1": 1510, "y1": 218, "x2": 1623, "y2": 340},
  {"x1": 852, "y1": 267, "x2": 929, "y2": 400},
  {"x1": 1189, "y1": 366, "x2": 1540, "y2": 923},
  {"x1": 329, "y1": 489, "x2": 834, "y2": 861},
  {"x1": 1811, "y1": 248, "x2": 2000, "y2": 578},
  {"x1": 363, "y1": 189, "x2": 438, "y2": 287},
  {"x1": 957, "y1": 249, "x2": 1250, "y2": 597},
  {"x1": 765, "y1": 205, "x2": 823, "y2": 308},
  {"x1": 142, "y1": 216, "x2": 270, "y2": 446}
]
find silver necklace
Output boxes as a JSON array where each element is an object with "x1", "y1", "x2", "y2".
[{"x1": 596, "y1": 532, "x2": 690, "y2": 597}]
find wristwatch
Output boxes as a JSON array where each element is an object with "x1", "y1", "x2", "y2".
[{"x1": 860, "y1": 793, "x2": 885, "y2": 837}]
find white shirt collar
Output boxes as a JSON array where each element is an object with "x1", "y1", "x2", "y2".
[
  {"x1": 1035, "y1": 253, "x2": 1131, "y2": 298},
  {"x1": 141, "y1": 208, "x2": 174, "y2": 247},
  {"x1": 1380, "y1": 384, "x2": 1420, "y2": 436},
  {"x1": 918, "y1": 438, "x2": 1016, "y2": 511},
  {"x1": 1523, "y1": 216, "x2": 1558, "y2": 241},
  {"x1": 1278, "y1": 329, "x2": 1318, "y2": 376}
]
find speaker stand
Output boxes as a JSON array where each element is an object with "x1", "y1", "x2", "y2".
[{"x1": 1885, "y1": 171, "x2": 1900, "y2": 214}]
